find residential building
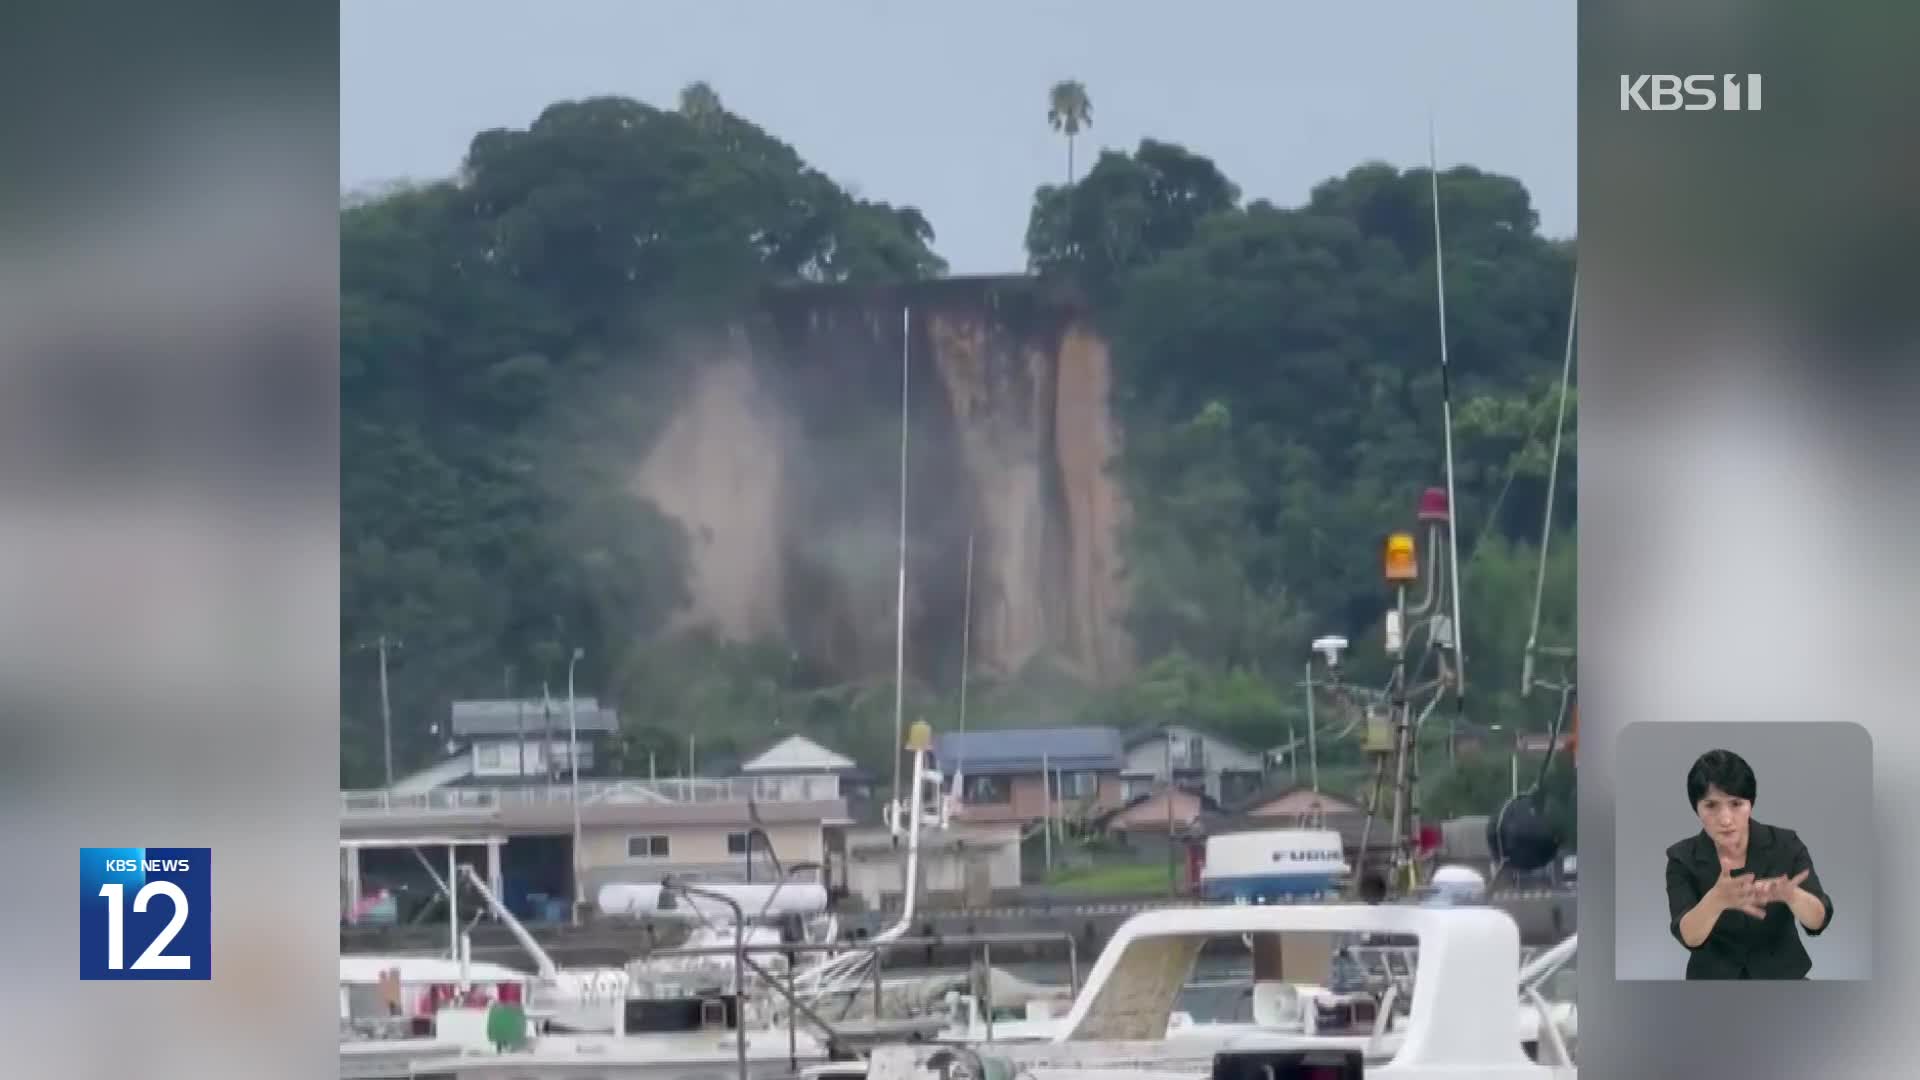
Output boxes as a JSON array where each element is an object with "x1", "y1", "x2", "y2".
[
  {"x1": 386, "y1": 697, "x2": 621, "y2": 794},
  {"x1": 575, "y1": 809, "x2": 834, "y2": 893},
  {"x1": 1119, "y1": 725, "x2": 1268, "y2": 805},
  {"x1": 842, "y1": 821, "x2": 1023, "y2": 909},
  {"x1": 933, "y1": 726, "x2": 1125, "y2": 825},
  {"x1": 739, "y1": 733, "x2": 871, "y2": 805},
  {"x1": 1099, "y1": 786, "x2": 1211, "y2": 837},
  {"x1": 343, "y1": 722, "x2": 865, "y2": 921},
  {"x1": 341, "y1": 773, "x2": 850, "y2": 920}
]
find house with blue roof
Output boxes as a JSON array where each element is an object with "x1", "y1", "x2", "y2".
[{"x1": 932, "y1": 725, "x2": 1126, "y2": 824}]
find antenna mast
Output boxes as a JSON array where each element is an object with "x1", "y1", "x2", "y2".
[
  {"x1": 1522, "y1": 274, "x2": 1578, "y2": 696},
  {"x1": 890, "y1": 306, "x2": 911, "y2": 835},
  {"x1": 1428, "y1": 121, "x2": 1468, "y2": 703}
]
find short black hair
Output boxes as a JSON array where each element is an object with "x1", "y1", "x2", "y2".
[{"x1": 1686, "y1": 749, "x2": 1757, "y2": 807}]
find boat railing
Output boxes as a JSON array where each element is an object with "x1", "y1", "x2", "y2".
[
  {"x1": 1338, "y1": 941, "x2": 1549, "y2": 981},
  {"x1": 650, "y1": 930, "x2": 1082, "y2": 1049},
  {"x1": 340, "y1": 1014, "x2": 432, "y2": 1043}
]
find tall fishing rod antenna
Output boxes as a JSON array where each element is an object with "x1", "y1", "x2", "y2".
[
  {"x1": 1429, "y1": 118, "x2": 1470, "y2": 772},
  {"x1": 1521, "y1": 273, "x2": 1578, "y2": 697}
]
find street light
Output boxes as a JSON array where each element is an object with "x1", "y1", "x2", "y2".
[{"x1": 568, "y1": 646, "x2": 585, "y2": 925}]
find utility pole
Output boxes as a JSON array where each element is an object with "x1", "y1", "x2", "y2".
[
  {"x1": 1041, "y1": 751, "x2": 1053, "y2": 875},
  {"x1": 567, "y1": 648, "x2": 584, "y2": 925},
  {"x1": 1165, "y1": 730, "x2": 1176, "y2": 895},
  {"x1": 542, "y1": 683, "x2": 556, "y2": 784},
  {"x1": 508, "y1": 665, "x2": 526, "y2": 778},
  {"x1": 355, "y1": 635, "x2": 402, "y2": 788},
  {"x1": 377, "y1": 635, "x2": 399, "y2": 788},
  {"x1": 1304, "y1": 661, "x2": 1320, "y2": 793}
]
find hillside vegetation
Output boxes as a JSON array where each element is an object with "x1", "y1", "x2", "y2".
[{"x1": 341, "y1": 88, "x2": 1575, "y2": 822}]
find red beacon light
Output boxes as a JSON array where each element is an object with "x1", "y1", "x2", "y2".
[{"x1": 1417, "y1": 486, "x2": 1450, "y2": 523}]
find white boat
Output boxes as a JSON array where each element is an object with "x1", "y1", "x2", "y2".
[
  {"x1": 864, "y1": 902, "x2": 1576, "y2": 1079},
  {"x1": 921, "y1": 910, "x2": 1574, "y2": 1058},
  {"x1": 340, "y1": 954, "x2": 532, "y2": 1013},
  {"x1": 339, "y1": 952, "x2": 532, "y2": 1078},
  {"x1": 343, "y1": 997, "x2": 832, "y2": 1080}
]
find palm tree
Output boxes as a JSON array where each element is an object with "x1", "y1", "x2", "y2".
[
  {"x1": 1047, "y1": 80, "x2": 1093, "y2": 183},
  {"x1": 678, "y1": 80, "x2": 725, "y2": 127}
]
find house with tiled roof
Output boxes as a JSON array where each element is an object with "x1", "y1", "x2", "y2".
[{"x1": 932, "y1": 725, "x2": 1126, "y2": 824}]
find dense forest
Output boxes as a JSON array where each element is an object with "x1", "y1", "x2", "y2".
[{"x1": 341, "y1": 84, "x2": 1575, "y2": 824}]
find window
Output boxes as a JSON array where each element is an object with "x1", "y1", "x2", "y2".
[
  {"x1": 727, "y1": 832, "x2": 750, "y2": 856},
  {"x1": 1059, "y1": 771, "x2": 1097, "y2": 799},
  {"x1": 964, "y1": 776, "x2": 1009, "y2": 803},
  {"x1": 1219, "y1": 770, "x2": 1263, "y2": 804},
  {"x1": 548, "y1": 742, "x2": 591, "y2": 770},
  {"x1": 1122, "y1": 778, "x2": 1152, "y2": 802},
  {"x1": 476, "y1": 744, "x2": 502, "y2": 769},
  {"x1": 627, "y1": 835, "x2": 670, "y2": 860}
]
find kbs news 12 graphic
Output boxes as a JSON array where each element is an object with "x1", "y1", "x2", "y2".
[{"x1": 79, "y1": 847, "x2": 211, "y2": 980}]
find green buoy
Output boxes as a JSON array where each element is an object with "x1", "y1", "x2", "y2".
[{"x1": 485, "y1": 1001, "x2": 527, "y2": 1051}]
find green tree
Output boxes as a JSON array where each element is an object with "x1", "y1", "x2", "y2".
[
  {"x1": 1026, "y1": 139, "x2": 1238, "y2": 299},
  {"x1": 340, "y1": 93, "x2": 944, "y2": 786},
  {"x1": 1046, "y1": 80, "x2": 1093, "y2": 183},
  {"x1": 678, "y1": 81, "x2": 725, "y2": 128},
  {"x1": 1422, "y1": 748, "x2": 1575, "y2": 839}
]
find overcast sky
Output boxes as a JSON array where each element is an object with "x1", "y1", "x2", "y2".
[{"x1": 342, "y1": 1, "x2": 1575, "y2": 274}]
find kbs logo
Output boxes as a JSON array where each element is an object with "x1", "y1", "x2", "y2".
[
  {"x1": 1620, "y1": 74, "x2": 1763, "y2": 111},
  {"x1": 80, "y1": 847, "x2": 211, "y2": 980}
]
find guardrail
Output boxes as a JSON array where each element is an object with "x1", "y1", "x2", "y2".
[
  {"x1": 340, "y1": 788, "x2": 499, "y2": 815},
  {"x1": 341, "y1": 775, "x2": 841, "y2": 816}
]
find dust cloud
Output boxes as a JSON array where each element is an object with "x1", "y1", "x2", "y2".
[{"x1": 628, "y1": 286, "x2": 1134, "y2": 689}]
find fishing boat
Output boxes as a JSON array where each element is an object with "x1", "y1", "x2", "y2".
[
  {"x1": 342, "y1": 991, "x2": 832, "y2": 1080},
  {"x1": 864, "y1": 902, "x2": 1575, "y2": 1079},
  {"x1": 340, "y1": 953, "x2": 534, "y2": 1041}
]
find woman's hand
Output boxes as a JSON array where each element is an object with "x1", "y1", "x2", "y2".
[
  {"x1": 1749, "y1": 869, "x2": 1811, "y2": 907},
  {"x1": 1709, "y1": 866, "x2": 1768, "y2": 918}
]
